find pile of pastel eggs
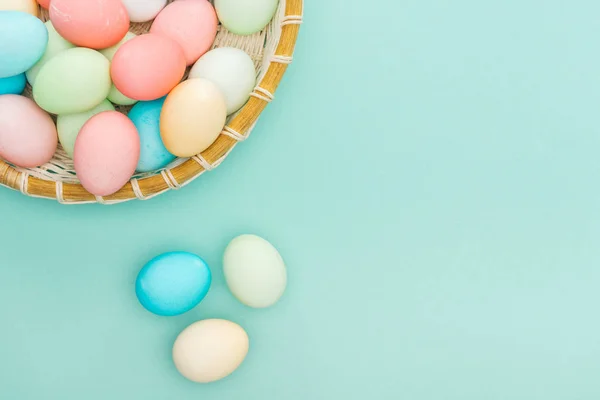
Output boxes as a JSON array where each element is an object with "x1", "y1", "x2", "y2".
[
  {"x1": 0, "y1": 0, "x2": 278, "y2": 196},
  {"x1": 136, "y1": 234, "x2": 287, "y2": 383}
]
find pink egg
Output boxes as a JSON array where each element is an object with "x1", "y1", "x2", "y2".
[
  {"x1": 50, "y1": 0, "x2": 129, "y2": 49},
  {"x1": 150, "y1": 0, "x2": 218, "y2": 66},
  {"x1": 37, "y1": 0, "x2": 50, "y2": 9},
  {"x1": 0, "y1": 95, "x2": 57, "y2": 168},
  {"x1": 74, "y1": 111, "x2": 140, "y2": 197},
  {"x1": 111, "y1": 34, "x2": 186, "y2": 101}
]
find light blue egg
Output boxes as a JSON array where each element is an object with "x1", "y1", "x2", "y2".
[
  {"x1": 0, "y1": 73, "x2": 26, "y2": 95},
  {"x1": 135, "y1": 251, "x2": 212, "y2": 316},
  {"x1": 0, "y1": 11, "x2": 48, "y2": 78},
  {"x1": 128, "y1": 97, "x2": 176, "y2": 173}
]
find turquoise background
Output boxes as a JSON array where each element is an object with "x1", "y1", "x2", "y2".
[{"x1": 1, "y1": 0, "x2": 600, "y2": 398}]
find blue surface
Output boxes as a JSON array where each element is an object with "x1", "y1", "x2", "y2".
[
  {"x1": 0, "y1": 73, "x2": 26, "y2": 95},
  {"x1": 0, "y1": 11, "x2": 48, "y2": 78},
  {"x1": 128, "y1": 97, "x2": 176, "y2": 173},
  {"x1": 2, "y1": 0, "x2": 600, "y2": 398},
  {"x1": 136, "y1": 251, "x2": 212, "y2": 316}
]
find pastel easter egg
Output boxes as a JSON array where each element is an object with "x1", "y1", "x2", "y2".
[
  {"x1": 99, "y1": 32, "x2": 137, "y2": 61},
  {"x1": 136, "y1": 252, "x2": 212, "y2": 316},
  {"x1": 0, "y1": 95, "x2": 57, "y2": 168},
  {"x1": 99, "y1": 32, "x2": 138, "y2": 106},
  {"x1": 189, "y1": 47, "x2": 256, "y2": 115},
  {"x1": 160, "y1": 79, "x2": 226, "y2": 157},
  {"x1": 107, "y1": 86, "x2": 138, "y2": 106},
  {"x1": 121, "y1": 0, "x2": 167, "y2": 23},
  {"x1": 0, "y1": 73, "x2": 26, "y2": 95},
  {"x1": 50, "y1": 0, "x2": 129, "y2": 49},
  {"x1": 0, "y1": 11, "x2": 48, "y2": 78},
  {"x1": 173, "y1": 319, "x2": 249, "y2": 383},
  {"x1": 214, "y1": 0, "x2": 278, "y2": 36},
  {"x1": 26, "y1": 21, "x2": 75, "y2": 86},
  {"x1": 33, "y1": 48, "x2": 111, "y2": 114},
  {"x1": 73, "y1": 112, "x2": 140, "y2": 196},
  {"x1": 37, "y1": 0, "x2": 50, "y2": 9},
  {"x1": 150, "y1": 0, "x2": 218, "y2": 65},
  {"x1": 223, "y1": 234, "x2": 287, "y2": 308},
  {"x1": 0, "y1": 0, "x2": 38, "y2": 16},
  {"x1": 111, "y1": 34, "x2": 186, "y2": 101},
  {"x1": 128, "y1": 98, "x2": 176, "y2": 172},
  {"x1": 57, "y1": 100, "x2": 115, "y2": 158}
]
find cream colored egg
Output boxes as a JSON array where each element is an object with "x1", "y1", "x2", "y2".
[
  {"x1": 160, "y1": 79, "x2": 226, "y2": 157},
  {"x1": 0, "y1": 0, "x2": 38, "y2": 16},
  {"x1": 173, "y1": 319, "x2": 249, "y2": 383},
  {"x1": 223, "y1": 234, "x2": 287, "y2": 308}
]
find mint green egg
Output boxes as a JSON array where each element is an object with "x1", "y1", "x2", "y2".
[
  {"x1": 108, "y1": 85, "x2": 138, "y2": 106},
  {"x1": 57, "y1": 100, "x2": 115, "y2": 158},
  {"x1": 100, "y1": 32, "x2": 138, "y2": 106},
  {"x1": 99, "y1": 32, "x2": 137, "y2": 61},
  {"x1": 214, "y1": 0, "x2": 279, "y2": 36},
  {"x1": 33, "y1": 48, "x2": 111, "y2": 115},
  {"x1": 26, "y1": 21, "x2": 75, "y2": 86}
]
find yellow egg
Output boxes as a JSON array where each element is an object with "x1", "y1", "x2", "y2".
[
  {"x1": 0, "y1": 0, "x2": 38, "y2": 16},
  {"x1": 172, "y1": 319, "x2": 249, "y2": 383},
  {"x1": 160, "y1": 78, "x2": 226, "y2": 157}
]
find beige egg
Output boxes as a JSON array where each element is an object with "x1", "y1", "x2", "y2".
[
  {"x1": 160, "y1": 78, "x2": 226, "y2": 157},
  {"x1": 0, "y1": 0, "x2": 38, "y2": 16},
  {"x1": 172, "y1": 319, "x2": 249, "y2": 383}
]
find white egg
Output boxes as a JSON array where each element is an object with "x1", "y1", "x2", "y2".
[
  {"x1": 173, "y1": 319, "x2": 249, "y2": 383},
  {"x1": 189, "y1": 47, "x2": 256, "y2": 115},
  {"x1": 223, "y1": 234, "x2": 287, "y2": 308},
  {"x1": 120, "y1": 0, "x2": 167, "y2": 23}
]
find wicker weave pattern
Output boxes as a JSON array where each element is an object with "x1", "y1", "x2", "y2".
[{"x1": 0, "y1": 0, "x2": 303, "y2": 204}]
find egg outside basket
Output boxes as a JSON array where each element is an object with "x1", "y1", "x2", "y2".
[{"x1": 0, "y1": 0, "x2": 303, "y2": 204}]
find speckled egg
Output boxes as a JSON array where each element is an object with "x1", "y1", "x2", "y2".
[
  {"x1": 57, "y1": 100, "x2": 115, "y2": 158},
  {"x1": 189, "y1": 47, "x2": 256, "y2": 114},
  {"x1": 33, "y1": 48, "x2": 111, "y2": 114},
  {"x1": 0, "y1": 73, "x2": 26, "y2": 95},
  {"x1": 223, "y1": 234, "x2": 287, "y2": 308},
  {"x1": 50, "y1": 0, "x2": 129, "y2": 49},
  {"x1": 26, "y1": 21, "x2": 76, "y2": 86},
  {"x1": 173, "y1": 319, "x2": 249, "y2": 383},
  {"x1": 136, "y1": 251, "x2": 212, "y2": 316},
  {"x1": 73, "y1": 112, "x2": 140, "y2": 196},
  {"x1": 150, "y1": 0, "x2": 218, "y2": 66},
  {"x1": 128, "y1": 98, "x2": 176, "y2": 172},
  {"x1": 121, "y1": 0, "x2": 167, "y2": 23},
  {"x1": 0, "y1": 95, "x2": 57, "y2": 168},
  {"x1": 160, "y1": 79, "x2": 226, "y2": 157},
  {"x1": 111, "y1": 34, "x2": 186, "y2": 101},
  {"x1": 0, "y1": 11, "x2": 48, "y2": 78}
]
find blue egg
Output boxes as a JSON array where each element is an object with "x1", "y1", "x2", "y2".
[
  {"x1": 0, "y1": 73, "x2": 26, "y2": 95},
  {"x1": 128, "y1": 97, "x2": 176, "y2": 173},
  {"x1": 0, "y1": 11, "x2": 48, "y2": 78},
  {"x1": 136, "y1": 251, "x2": 212, "y2": 316}
]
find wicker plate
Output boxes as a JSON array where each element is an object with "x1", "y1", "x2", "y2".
[{"x1": 0, "y1": 0, "x2": 302, "y2": 204}]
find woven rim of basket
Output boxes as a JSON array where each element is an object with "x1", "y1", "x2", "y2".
[{"x1": 0, "y1": 0, "x2": 303, "y2": 205}]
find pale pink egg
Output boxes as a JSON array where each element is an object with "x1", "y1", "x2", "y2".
[
  {"x1": 150, "y1": 0, "x2": 218, "y2": 66},
  {"x1": 0, "y1": 95, "x2": 57, "y2": 168},
  {"x1": 111, "y1": 34, "x2": 186, "y2": 101},
  {"x1": 50, "y1": 0, "x2": 129, "y2": 49},
  {"x1": 74, "y1": 111, "x2": 140, "y2": 197},
  {"x1": 37, "y1": 0, "x2": 50, "y2": 9}
]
